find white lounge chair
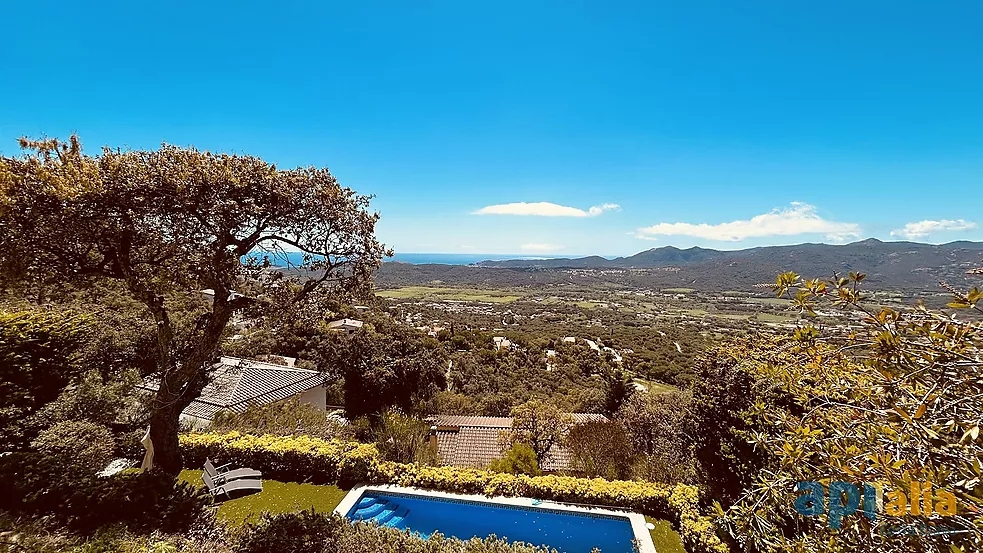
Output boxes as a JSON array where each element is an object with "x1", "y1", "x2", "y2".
[
  {"x1": 201, "y1": 470, "x2": 262, "y2": 498},
  {"x1": 203, "y1": 458, "x2": 262, "y2": 484}
]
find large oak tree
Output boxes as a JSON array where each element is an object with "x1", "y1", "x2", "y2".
[{"x1": 0, "y1": 136, "x2": 388, "y2": 474}]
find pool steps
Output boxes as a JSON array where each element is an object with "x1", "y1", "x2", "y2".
[
  {"x1": 355, "y1": 500, "x2": 389, "y2": 518},
  {"x1": 350, "y1": 496, "x2": 411, "y2": 529},
  {"x1": 384, "y1": 507, "x2": 409, "y2": 527}
]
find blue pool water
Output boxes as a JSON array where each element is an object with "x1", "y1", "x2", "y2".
[{"x1": 345, "y1": 491, "x2": 638, "y2": 553}]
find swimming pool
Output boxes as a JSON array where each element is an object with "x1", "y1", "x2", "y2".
[{"x1": 335, "y1": 486, "x2": 654, "y2": 553}]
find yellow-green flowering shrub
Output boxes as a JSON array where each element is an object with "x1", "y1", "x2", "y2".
[
  {"x1": 180, "y1": 431, "x2": 381, "y2": 485},
  {"x1": 179, "y1": 431, "x2": 727, "y2": 552}
]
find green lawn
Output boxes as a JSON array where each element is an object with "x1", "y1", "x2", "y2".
[
  {"x1": 755, "y1": 312, "x2": 796, "y2": 323},
  {"x1": 746, "y1": 297, "x2": 792, "y2": 307},
  {"x1": 179, "y1": 470, "x2": 348, "y2": 526},
  {"x1": 709, "y1": 313, "x2": 750, "y2": 321},
  {"x1": 662, "y1": 287, "x2": 696, "y2": 294},
  {"x1": 645, "y1": 517, "x2": 686, "y2": 553},
  {"x1": 633, "y1": 378, "x2": 678, "y2": 394},
  {"x1": 376, "y1": 286, "x2": 522, "y2": 303}
]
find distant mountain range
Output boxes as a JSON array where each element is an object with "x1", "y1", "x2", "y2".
[
  {"x1": 365, "y1": 239, "x2": 982, "y2": 294},
  {"x1": 475, "y1": 239, "x2": 983, "y2": 272}
]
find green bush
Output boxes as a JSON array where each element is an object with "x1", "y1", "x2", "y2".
[
  {"x1": 489, "y1": 442, "x2": 542, "y2": 477},
  {"x1": 212, "y1": 398, "x2": 347, "y2": 441},
  {"x1": 31, "y1": 419, "x2": 115, "y2": 477},
  {"x1": 236, "y1": 510, "x2": 561, "y2": 553},
  {"x1": 0, "y1": 516, "x2": 228, "y2": 553},
  {"x1": 0, "y1": 310, "x2": 91, "y2": 449},
  {"x1": 0, "y1": 451, "x2": 211, "y2": 534},
  {"x1": 179, "y1": 431, "x2": 728, "y2": 553},
  {"x1": 235, "y1": 509, "x2": 347, "y2": 553},
  {"x1": 373, "y1": 408, "x2": 438, "y2": 465},
  {"x1": 565, "y1": 420, "x2": 633, "y2": 480}
]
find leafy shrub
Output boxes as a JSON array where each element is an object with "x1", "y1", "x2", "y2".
[
  {"x1": 235, "y1": 509, "x2": 347, "y2": 553},
  {"x1": 0, "y1": 516, "x2": 229, "y2": 553},
  {"x1": 711, "y1": 272, "x2": 983, "y2": 553},
  {"x1": 0, "y1": 451, "x2": 211, "y2": 534},
  {"x1": 212, "y1": 398, "x2": 346, "y2": 441},
  {"x1": 32, "y1": 368, "x2": 145, "y2": 430},
  {"x1": 31, "y1": 419, "x2": 115, "y2": 477},
  {"x1": 502, "y1": 400, "x2": 573, "y2": 469},
  {"x1": 618, "y1": 391, "x2": 697, "y2": 485},
  {"x1": 237, "y1": 510, "x2": 561, "y2": 553},
  {"x1": 372, "y1": 408, "x2": 438, "y2": 464},
  {"x1": 179, "y1": 431, "x2": 728, "y2": 553},
  {"x1": 0, "y1": 310, "x2": 90, "y2": 449},
  {"x1": 565, "y1": 420, "x2": 633, "y2": 480},
  {"x1": 180, "y1": 432, "x2": 380, "y2": 487},
  {"x1": 489, "y1": 442, "x2": 542, "y2": 476}
]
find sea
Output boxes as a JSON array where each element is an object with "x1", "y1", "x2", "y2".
[{"x1": 244, "y1": 251, "x2": 562, "y2": 266}]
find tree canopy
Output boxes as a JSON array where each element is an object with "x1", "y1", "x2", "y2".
[
  {"x1": 504, "y1": 399, "x2": 574, "y2": 468},
  {"x1": 0, "y1": 136, "x2": 388, "y2": 474},
  {"x1": 311, "y1": 314, "x2": 448, "y2": 420}
]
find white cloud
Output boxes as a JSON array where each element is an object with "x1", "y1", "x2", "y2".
[
  {"x1": 890, "y1": 219, "x2": 977, "y2": 240},
  {"x1": 635, "y1": 202, "x2": 862, "y2": 243},
  {"x1": 473, "y1": 202, "x2": 620, "y2": 217},
  {"x1": 520, "y1": 243, "x2": 563, "y2": 252}
]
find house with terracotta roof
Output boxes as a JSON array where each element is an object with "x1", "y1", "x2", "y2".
[
  {"x1": 139, "y1": 356, "x2": 326, "y2": 429},
  {"x1": 427, "y1": 413, "x2": 607, "y2": 473}
]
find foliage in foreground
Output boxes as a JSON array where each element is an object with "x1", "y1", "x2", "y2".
[
  {"x1": 707, "y1": 272, "x2": 983, "y2": 553},
  {"x1": 179, "y1": 431, "x2": 728, "y2": 553},
  {"x1": 501, "y1": 400, "x2": 573, "y2": 469},
  {"x1": 372, "y1": 408, "x2": 439, "y2": 465},
  {"x1": 564, "y1": 419, "x2": 633, "y2": 481},
  {"x1": 619, "y1": 391, "x2": 696, "y2": 485},
  {"x1": 0, "y1": 510, "x2": 564, "y2": 553},
  {"x1": 0, "y1": 452, "x2": 210, "y2": 535},
  {"x1": 0, "y1": 311, "x2": 91, "y2": 450},
  {"x1": 238, "y1": 509, "x2": 561, "y2": 553}
]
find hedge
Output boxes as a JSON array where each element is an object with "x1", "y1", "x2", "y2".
[
  {"x1": 180, "y1": 432, "x2": 727, "y2": 553},
  {"x1": 0, "y1": 451, "x2": 210, "y2": 534}
]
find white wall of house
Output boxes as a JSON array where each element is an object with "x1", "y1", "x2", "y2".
[{"x1": 296, "y1": 386, "x2": 327, "y2": 411}]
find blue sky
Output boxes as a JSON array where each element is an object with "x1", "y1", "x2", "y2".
[{"x1": 2, "y1": 1, "x2": 981, "y2": 256}]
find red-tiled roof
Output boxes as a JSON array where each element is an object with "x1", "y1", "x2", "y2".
[{"x1": 428, "y1": 413, "x2": 608, "y2": 472}]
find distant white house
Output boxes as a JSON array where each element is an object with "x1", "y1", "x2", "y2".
[
  {"x1": 584, "y1": 339, "x2": 600, "y2": 353},
  {"x1": 254, "y1": 354, "x2": 298, "y2": 367},
  {"x1": 138, "y1": 356, "x2": 326, "y2": 429},
  {"x1": 492, "y1": 336, "x2": 512, "y2": 351},
  {"x1": 562, "y1": 336, "x2": 577, "y2": 344},
  {"x1": 602, "y1": 346, "x2": 623, "y2": 363},
  {"x1": 199, "y1": 289, "x2": 246, "y2": 304},
  {"x1": 544, "y1": 349, "x2": 557, "y2": 371},
  {"x1": 327, "y1": 318, "x2": 364, "y2": 334}
]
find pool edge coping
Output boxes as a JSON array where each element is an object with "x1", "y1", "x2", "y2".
[{"x1": 334, "y1": 484, "x2": 657, "y2": 553}]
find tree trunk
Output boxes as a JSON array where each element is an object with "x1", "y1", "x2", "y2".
[
  {"x1": 147, "y1": 305, "x2": 230, "y2": 478},
  {"x1": 149, "y1": 403, "x2": 184, "y2": 476}
]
